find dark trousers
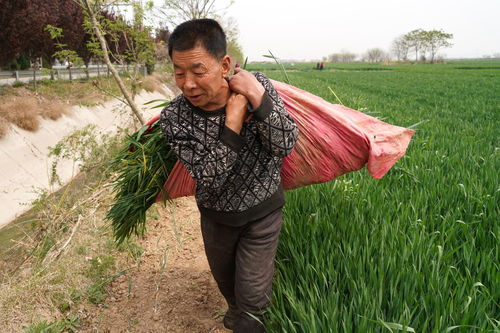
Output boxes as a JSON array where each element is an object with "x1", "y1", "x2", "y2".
[{"x1": 201, "y1": 208, "x2": 283, "y2": 333}]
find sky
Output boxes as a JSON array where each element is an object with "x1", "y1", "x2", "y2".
[
  {"x1": 223, "y1": 0, "x2": 500, "y2": 61},
  {"x1": 148, "y1": 0, "x2": 500, "y2": 62}
]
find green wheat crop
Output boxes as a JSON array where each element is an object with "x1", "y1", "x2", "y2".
[{"x1": 254, "y1": 61, "x2": 499, "y2": 332}]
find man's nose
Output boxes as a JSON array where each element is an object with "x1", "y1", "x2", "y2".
[{"x1": 184, "y1": 74, "x2": 197, "y2": 90}]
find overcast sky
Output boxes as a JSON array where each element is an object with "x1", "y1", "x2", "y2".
[
  {"x1": 221, "y1": 0, "x2": 500, "y2": 61},
  {"x1": 148, "y1": 0, "x2": 500, "y2": 61}
]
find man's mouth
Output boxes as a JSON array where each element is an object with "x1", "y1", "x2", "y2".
[{"x1": 188, "y1": 94, "x2": 202, "y2": 102}]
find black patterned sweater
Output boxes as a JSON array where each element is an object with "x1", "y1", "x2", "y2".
[{"x1": 159, "y1": 72, "x2": 299, "y2": 226}]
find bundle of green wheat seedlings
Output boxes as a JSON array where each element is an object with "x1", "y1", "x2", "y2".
[{"x1": 106, "y1": 120, "x2": 177, "y2": 244}]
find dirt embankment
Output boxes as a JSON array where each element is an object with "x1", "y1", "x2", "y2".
[{"x1": 0, "y1": 75, "x2": 175, "y2": 229}]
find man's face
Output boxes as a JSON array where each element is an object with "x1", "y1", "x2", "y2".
[{"x1": 172, "y1": 45, "x2": 230, "y2": 111}]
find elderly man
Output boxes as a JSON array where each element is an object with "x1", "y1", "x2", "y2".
[{"x1": 159, "y1": 19, "x2": 298, "y2": 332}]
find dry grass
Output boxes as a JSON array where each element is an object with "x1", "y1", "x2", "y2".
[
  {"x1": 39, "y1": 99, "x2": 70, "y2": 120},
  {"x1": 141, "y1": 75, "x2": 167, "y2": 96},
  {"x1": 37, "y1": 78, "x2": 113, "y2": 105},
  {"x1": 0, "y1": 179, "x2": 123, "y2": 331},
  {"x1": 0, "y1": 254, "x2": 86, "y2": 329},
  {"x1": 151, "y1": 72, "x2": 169, "y2": 83},
  {"x1": 0, "y1": 97, "x2": 40, "y2": 131},
  {"x1": 0, "y1": 116, "x2": 9, "y2": 138},
  {"x1": 0, "y1": 91, "x2": 70, "y2": 135}
]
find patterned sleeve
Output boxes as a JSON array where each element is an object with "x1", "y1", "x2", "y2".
[
  {"x1": 251, "y1": 72, "x2": 299, "y2": 157},
  {"x1": 159, "y1": 103, "x2": 243, "y2": 191}
]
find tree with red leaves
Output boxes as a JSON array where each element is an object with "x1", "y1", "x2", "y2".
[
  {"x1": 0, "y1": 0, "x2": 57, "y2": 66},
  {"x1": 0, "y1": 0, "x2": 90, "y2": 67}
]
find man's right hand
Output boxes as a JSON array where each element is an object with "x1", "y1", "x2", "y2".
[{"x1": 225, "y1": 93, "x2": 249, "y2": 134}]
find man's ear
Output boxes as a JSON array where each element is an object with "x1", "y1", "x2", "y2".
[{"x1": 221, "y1": 55, "x2": 231, "y2": 76}]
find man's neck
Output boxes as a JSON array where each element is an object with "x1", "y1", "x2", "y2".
[{"x1": 201, "y1": 80, "x2": 231, "y2": 111}]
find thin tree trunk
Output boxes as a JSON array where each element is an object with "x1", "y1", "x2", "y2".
[
  {"x1": 132, "y1": 63, "x2": 140, "y2": 101},
  {"x1": 85, "y1": 63, "x2": 90, "y2": 79},
  {"x1": 33, "y1": 66, "x2": 37, "y2": 91},
  {"x1": 83, "y1": 0, "x2": 145, "y2": 124}
]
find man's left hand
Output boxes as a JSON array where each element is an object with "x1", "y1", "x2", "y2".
[{"x1": 227, "y1": 66, "x2": 265, "y2": 109}]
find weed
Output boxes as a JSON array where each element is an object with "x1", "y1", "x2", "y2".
[
  {"x1": 22, "y1": 314, "x2": 79, "y2": 333},
  {"x1": 33, "y1": 235, "x2": 56, "y2": 263},
  {"x1": 86, "y1": 269, "x2": 128, "y2": 305},
  {"x1": 84, "y1": 255, "x2": 116, "y2": 305},
  {"x1": 69, "y1": 288, "x2": 84, "y2": 303},
  {"x1": 75, "y1": 245, "x2": 87, "y2": 255},
  {"x1": 85, "y1": 255, "x2": 116, "y2": 281},
  {"x1": 47, "y1": 124, "x2": 123, "y2": 185},
  {"x1": 116, "y1": 240, "x2": 145, "y2": 261},
  {"x1": 0, "y1": 104, "x2": 137, "y2": 330},
  {"x1": 147, "y1": 206, "x2": 160, "y2": 220},
  {"x1": 77, "y1": 101, "x2": 101, "y2": 107},
  {"x1": 51, "y1": 292, "x2": 71, "y2": 313},
  {"x1": 86, "y1": 282, "x2": 108, "y2": 305},
  {"x1": 168, "y1": 206, "x2": 190, "y2": 247},
  {"x1": 126, "y1": 316, "x2": 140, "y2": 330}
]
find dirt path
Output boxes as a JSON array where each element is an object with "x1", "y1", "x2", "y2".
[{"x1": 80, "y1": 197, "x2": 228, "y2": 333}]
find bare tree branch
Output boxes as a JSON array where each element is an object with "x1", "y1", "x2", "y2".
[{"x1": 79, "y1": 0, "x2": 145, "y2": 124}]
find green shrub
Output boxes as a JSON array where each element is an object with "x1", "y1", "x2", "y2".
[
  {"x1": 39, "y1": 78, "x2": 53, "y2": 86},
  {"x1": 12, "y1": 81, "x2": 25, "y2": 88}
]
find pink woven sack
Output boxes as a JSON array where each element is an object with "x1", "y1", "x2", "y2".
[{"x1": 154, "y1": 80, "x2": 415, "y2": 201}]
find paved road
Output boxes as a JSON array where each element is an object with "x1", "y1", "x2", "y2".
[
  {"x1": 0, "y1": 66, "x2": 134, "y2": 86},
  {"x1": 0, "y1": 71, "x2": 104, "y2": 85}
]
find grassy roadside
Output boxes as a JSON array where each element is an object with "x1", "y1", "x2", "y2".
[{"x1": 0, "y1": 125, "x2": 153, "y2": 331}]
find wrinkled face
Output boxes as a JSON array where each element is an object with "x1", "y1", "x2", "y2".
[{"x1": 172, "y1": 45, "x2": 230, "y2": 111}]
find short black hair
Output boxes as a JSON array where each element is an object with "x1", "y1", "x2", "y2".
[{"x1": 168, "y1": 19, "x2": 227, "y2": 60}]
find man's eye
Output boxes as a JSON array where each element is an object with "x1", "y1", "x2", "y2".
[
  {"x1": 194, "y1": 72, "x2": 205, "y2": 76},
  {"x1": 175, "y1": 73, "x2": 184, "y2": 77}
]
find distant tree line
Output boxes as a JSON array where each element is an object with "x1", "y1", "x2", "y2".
[
  {"x1": 392, "y1": 29, "x2": 453, "y2": 63},
  {"x1": 327, "y1": 49, "x2": 356, "y2": 63},
  {"x1": 325, "y1": 28, "x2": 453, "y2": 64}
]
